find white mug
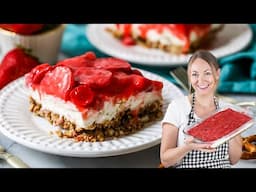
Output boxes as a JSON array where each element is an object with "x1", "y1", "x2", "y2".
[{"x1": 0, "y1": 24, "x2": 65, "y2": 64}]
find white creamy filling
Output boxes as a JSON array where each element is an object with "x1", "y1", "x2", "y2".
[
  {"x1": 113, "y1": 24, "x2": 222, "y2": 46},
  {"x1": 29, "y1": 88, "x2": 162, "y2": 129},
  {"x1": 160, "y1": 29, "x2": 185, "y2": 45},
  {"x1": 131, "y1": 24, "x2": 142, "y2": 37},
  {"x1": 132, "y1": 24, "x2": 185, "y2": 46}
]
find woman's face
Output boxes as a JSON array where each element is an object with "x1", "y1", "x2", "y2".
[{"x1": 189, "y1": 58, "x2": 220, "y2": 96}]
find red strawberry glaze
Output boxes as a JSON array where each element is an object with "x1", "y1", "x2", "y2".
[
  {"x1": 56, "y1": 51, "x2": 96, "y2": 70},
  {"x1": 94, "y1": 57, "x2": 132, "y2": 73},
  {"x1": 116, "y1": 24, "x2": 136, "y2": 46},
  {"x1": 74, "y1": 67, "x2": 113, "y2": 88},
  {"x1": 25, "y1": 52, "x2": 163, "y2": 112},
  {"x1": 187, "y1": 108, "x2": 252, "y2": 142},
  {"x1": 40, "y1": 66, "x2": 75, "y2": 101},
  {"x1": 25, "y1": 63, "x2": 52, "y2": 88},
  {"x1": 115, "y1": 24, "x2": 211, "y2": 53}
]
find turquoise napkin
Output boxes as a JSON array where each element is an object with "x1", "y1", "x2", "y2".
[
  {"x1": 218, "y1": 24, "x2": 256, "y2": 94},
  {"x1": 61, "y1": 24, "x2": 107, "y2": 58},
  {"x1": 61, "y1": 24, "x2": 256, "y2": 94}
]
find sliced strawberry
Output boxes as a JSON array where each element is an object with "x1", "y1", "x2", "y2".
[
  {"x1": 113, "y1": 71, "x2": 130, "y2": 83},
  {"x1": 57, "y1": 51, "x2": 96, "y2": 70},
  {"x1": 69, "y1": 85, "x2": 94, "y2": 107},
  {"x1": 74, "y1": 67, "x2": 112, "y2": 88},
  {"x1": 108, "y1": 71, "x2": 151, "y2": 93},
  {"x1": 123, "y1": 24, "x2": 132, "y2": 37},
  {"x1": 94, "y1": 58, "x2": 131, "y2": 73},
  {"x1": 40, "y1": 66, "x2": 74, "y2": 100},
  {"x1": 31, "y1": 64, "x2": 52, "y2": 84},
  {"x1": 83, "y1": 51, "x2": 97, "y2": 60},
  {"x1": 131, "y1": 74, "x2": 151, "y2": 92},
  {"x1": 100, "y1": 71, "x2": 130, "y2": 96},
  {"x1": 110, "y1": 73, "x2": 152, "y2": 96},
  {"x1": 25, "y1": 63, "x2": 52, "y2": 86},
  {"x1": 122, "y1": 36, "x2": 136, "y2": 45},
  {"x1": 152, "y1": 81, "x2": 163, "y2": 91},
  {"x1": 132, "y1": 69, "x2": 143, "y2": 76}
]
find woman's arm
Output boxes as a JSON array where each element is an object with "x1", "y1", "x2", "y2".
[
  {"x1": 160, "y1": 123, "x2": 213, "y2": 168},
  {"x1": 228, "y1": 135, "x2": 243, "y2": 165},
  {"x1": 160, "y1": 123, "x2": 189, "y2": 168},
  {"x1": 160, "y1": 123, "x2": 215, "y2": 167}
]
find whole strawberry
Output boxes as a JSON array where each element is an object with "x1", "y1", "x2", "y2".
[
  {"x1": 0, "y1": 24, "x2": 44, "y2": 35},
  {"x1": 0, "y1": 48, "x2": 40, "y2": 89}
]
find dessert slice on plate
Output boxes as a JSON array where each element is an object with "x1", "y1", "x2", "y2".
[
  {"x1": 25, "y1": 52, "x2": 164, "y2": 142},
  {"x1": 106, "y1": 24, "x2": 224, "y2": 54}
]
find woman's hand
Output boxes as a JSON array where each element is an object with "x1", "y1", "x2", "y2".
[{"x1": 184, "y1": 136, "x2": 216, "y2": 152}]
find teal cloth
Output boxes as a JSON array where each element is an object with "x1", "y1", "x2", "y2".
[
  {"x1": 61, "y1": 24, "x2": 107, "y2": 58},
  {"x1": 61, "y1": 24, "x2": 256, "y2": 93},
  {"x1": 218, "y1": 24, "x2": 256, "y2": 93}
]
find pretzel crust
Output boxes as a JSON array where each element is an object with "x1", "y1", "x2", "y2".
[{"x1": 241, "y1": 135, "x2": 256, "y2": 160}]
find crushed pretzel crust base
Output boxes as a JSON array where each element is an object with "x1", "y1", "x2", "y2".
[
  {"x1": 29, "y1": 97, "x2": 163, "y2": 142},
  {"x1": 106, "y1": 25, "x2": 224, "y2": 54}
]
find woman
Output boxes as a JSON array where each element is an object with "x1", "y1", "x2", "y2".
[{"x1": 160, "y1": 50, "x2": 242, "y2": 168}]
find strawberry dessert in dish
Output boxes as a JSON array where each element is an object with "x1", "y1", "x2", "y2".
[
  {"x1": 25, "y1": 51, "x2": 163, "y2": 142},
  {"x1": 106, "y1": 24, "x2": 224, "y2": 54},
  {"x1": 185, "y1": 108, "x2": 254, "y2": 147}
]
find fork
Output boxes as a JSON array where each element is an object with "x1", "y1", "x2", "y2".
[
  {"x1": 0, "y1": 144, "x2": 30, "y2": 168},
  {"x1": 169, "y1": 66, "x2": 190, "y2": 92},
  {"x1": 170, "y1": 67, "x2": 256, "y2": 106}
]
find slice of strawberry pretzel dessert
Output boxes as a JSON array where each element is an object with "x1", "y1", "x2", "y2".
[
  {"x1": 25, "y1": 51, "x2": 163, "y2": 142},
  {"x1": 106, "y1": 24, "x2": 224, "y2": 54}
]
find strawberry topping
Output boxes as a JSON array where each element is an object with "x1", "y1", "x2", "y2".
[
  {"x1": 115, "y1": 24, "x2": 213, "y2": 53},
  {"x1": 40, "y1": 66, "x2": 74, "y2": 100},
  {"x1": 25, "y1": 63, "x2": 52, "y2": 87},
  {"x1": 122, "y1": 36, "x2": 136, "y2": 45},
  {"x1": 94, "y1": 57, "x2": 131, "y2": 73},
  {"x1": 25, "y1": 51, "x2": 163, "y2": 110},
  {"x1": 69, "y1": 85, "x2": 95, "y2": 107},
  {"x1": 57, "y1": 51, "x2": 96, "y2": 70},
  {"x1": 74, "y1": 67, "x2": 112, "y2": 88}
]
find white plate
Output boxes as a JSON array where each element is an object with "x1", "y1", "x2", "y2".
[
  {"x1": 0, "y1": 70, "x2": 183, "y2": 157},
  {"x1": 86, "y1": 24, "x2": 253, "y2": 66}
]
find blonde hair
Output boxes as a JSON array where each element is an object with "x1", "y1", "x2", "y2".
[{"x1": 187, "y1": 50, "x2": 220, "y2": 93}]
